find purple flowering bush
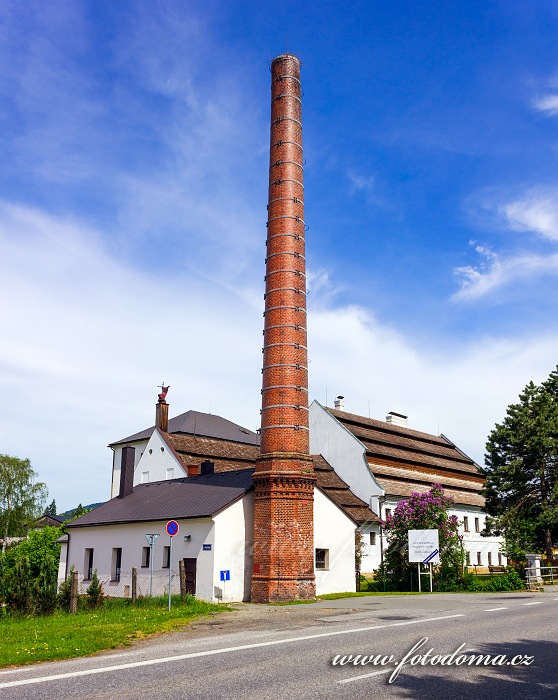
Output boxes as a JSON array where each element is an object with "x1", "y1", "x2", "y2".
[{"x1": 379, "y1": 484, "x2": 466, "y2": 591}]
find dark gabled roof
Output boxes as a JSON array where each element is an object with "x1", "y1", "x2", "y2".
[
  {"x1": 67, "y1": 469, "x2": 254, "y2": 527},
  {"x1": 36, "y1": 513, "x2": 66, "y2": 525},
  {"x1": 326, "y1": 407, "x2": 485, "y2": 507},
  {"x1": 313, "y1": 455, "x2": 381, "y2": 525},
  {"x1": 109, "y1": 410, "x2": 260, "y2": 448}
]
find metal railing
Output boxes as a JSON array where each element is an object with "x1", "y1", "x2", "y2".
[{"x1": 526, "y1": 564, "x2": 558, "y2": 587}]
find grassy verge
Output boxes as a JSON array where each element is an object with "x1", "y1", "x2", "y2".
[{"x1": 0, "y1": 595, "x2": 227, "y2": 668}]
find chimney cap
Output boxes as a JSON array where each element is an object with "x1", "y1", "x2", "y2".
[{"x1": 386, "y1": 411, "x2": 408, "y2": 428}]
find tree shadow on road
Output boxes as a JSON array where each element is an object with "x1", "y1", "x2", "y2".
[{"x1": 390, "y1": 638, "x2": 557, "y2": 700}]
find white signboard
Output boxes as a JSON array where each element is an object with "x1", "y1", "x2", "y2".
[{"x1": 408, "y1": 529, "x2": 440, "y2": 564}]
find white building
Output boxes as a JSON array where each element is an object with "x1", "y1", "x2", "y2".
[
  {"x1": 309, "y1": 400, "x2": 505, "y2": 573},
  {"x1": 62, "y1": 398, "x2": 503, "y2": 601},
  {"x1": 63, "y1": 406, "x2": 379, "y2": 601}
]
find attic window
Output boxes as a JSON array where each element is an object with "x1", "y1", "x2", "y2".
[
  {"x1": 149, "y1": 449, "x2": 153, "y2": 455},
  {"x1": 160, "y1": 447, "x2": 165, "y2": 453}
]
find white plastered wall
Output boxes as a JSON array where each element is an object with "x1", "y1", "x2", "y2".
[
  {"x1": 64, "y1": 518, "x2": 217, "y2": 600},
  {"x1": 309, "y1": 401, "x2": 383, "y2": 512},
  {"x1": 213, "y1": 493, "x2": 254, "y2": 602},
  {"x1": 110, "y1": 439, "x2": 149, "y2": 498},
  {"x1": 314, "y1": 488, "x2": 357, "y2": 595}
]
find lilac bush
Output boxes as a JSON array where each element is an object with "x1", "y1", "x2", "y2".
[{"x1": 380, "y1": 484, "x2": 465, "y2": 590}]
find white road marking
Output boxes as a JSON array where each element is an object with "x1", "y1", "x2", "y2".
[
  {"x1": 522, "y1": 602, "x2": 543, "y2": 606},
  {"x1": 484, "y1": 607, "x2": 507, "y2": 611},
  {"x1": 339, "y1": 668, "x2": 392, "y2": 683},
  {"x1": 0, "y1": 613, "x2": 464, "y2": 690}
]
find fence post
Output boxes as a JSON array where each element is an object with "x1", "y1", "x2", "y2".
[
  {"x1": 132, "y1": 567, "x2": 137, "y2": 603},
  {"x1": 179, "y1": 559, "x2": 186, "y2": 598},
  {"x1": 70, "y1": 569, "x2": 79, "y2": 614}
]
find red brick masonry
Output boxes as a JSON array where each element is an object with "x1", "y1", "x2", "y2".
[{"x1": 251, "y1": 54, "x2": 316, "y2": 603}]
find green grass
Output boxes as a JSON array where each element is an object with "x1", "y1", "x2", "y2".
[{"x1": 0, "y1": 595, "x2": 228, "y2": 668}]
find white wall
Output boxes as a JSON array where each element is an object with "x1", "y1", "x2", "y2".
[
  {"x1": 314, "y1": 488, "x2": 357, "y2": 595},
  {"x1": 309, "y1": 401, "x2": 383, "y2": 511},
  {"x1": 110, "y1": 431, "x2": 188, "y2": 498},
  {"x1": 65, "y1": 518, "x2": 217, "y2": 600},
  {"x1": 213, "y1": 493, "x2": 254, "y2": 602},
  {"x1": 132, "y1": 429, "x2": 187, "y2": 486},
  {"x1": 110, "y1": 439, "x2": 149, "y2": 498}
]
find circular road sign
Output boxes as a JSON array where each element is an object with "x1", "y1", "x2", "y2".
[{"x1": 166, "y1": 520, "x2": 179, "y2": 537}]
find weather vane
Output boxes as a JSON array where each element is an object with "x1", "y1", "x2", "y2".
[{"x1": 157, "y1": 383, "x2": 170, "y2": 403}]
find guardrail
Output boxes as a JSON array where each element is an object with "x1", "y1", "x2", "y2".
[{"x1": 526, "y1": 564, "x2": 558, "y2": 587}]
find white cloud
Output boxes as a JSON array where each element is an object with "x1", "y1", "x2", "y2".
[
  {"x1": 454, "y1": 189, "x2": 558, "y2": 299},
  {"x1": 533, "y1": 94, "x2": 558, "y2": 116},
  {"x1": 2, "y1": 202, "x2": 557, "y2": 511},
  {"x1": 501, "y1": 188, "x2": 558, "y2": 242}
]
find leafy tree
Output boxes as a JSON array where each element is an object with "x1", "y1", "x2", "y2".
[
  {"x1": 0, "y1": 454, "x2": 48, "y2": 552},
  {"x1": 2, "y1": 527, "x2": 62, "y2": 580},
  {"x1": 483, "y1": 367, "x2": 558, "y2": 561},
  {"x1": 45, "y1": 499, "x2": 57, "y2": 516},
  {"x1": 381, "y1": 484, "x2": 464, "y2": 590}
]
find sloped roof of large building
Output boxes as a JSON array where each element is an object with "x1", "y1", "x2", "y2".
[
  {"x1": 110, "y1": 410, "x2": 260, "y2": 448},
  {"x1": 68, "y1": 469, "x2": 255, "y2": 527},
  {"x1": 162, "y1": 432, "x2": 260, "y2": 473},
  {"x1": 327, "y1": 407, "x2": 485, "y2": 507},
  {"x1": 313, "y1": 455, "x2": 381, "y2": 525}
]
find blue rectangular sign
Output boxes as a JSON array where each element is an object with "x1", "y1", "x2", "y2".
[
  {"x1": 202, "y1": 544, "x2": 211, "y2": 551},
  {"x1": 220, "y1": 570, "x2": 230, "y2": 581}
]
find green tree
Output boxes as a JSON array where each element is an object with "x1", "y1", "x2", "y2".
[
  {"x1": 45, "y1": 499, "x2": 57, "y2": 516},
  {"x1": 0, "y1": 454, "x2": 48, "y2": 553},
  {"x1": 86, "y1": 570, "x2": 104, "y2": 609},
  {"x1": 35, "y1": 553, "x2": 59, "y2": 614},
  {"x1": 380, "y1": 484, "x2": 464, "y2": 590},
  {"x1": 483, "y1": 368, "x2": 558, "y2": 561}
]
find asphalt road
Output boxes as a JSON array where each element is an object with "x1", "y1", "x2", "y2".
[{"x1": 1, "y1": 591, "x2": 556, "y2": 699}]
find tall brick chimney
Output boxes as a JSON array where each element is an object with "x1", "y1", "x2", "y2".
[{"x1": 251, "y1": 54, "x2": 316, "y2": 603}]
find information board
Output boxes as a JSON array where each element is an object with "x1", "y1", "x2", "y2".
[{"x1": 408, "y1": 529, "x2": 440, "y2": 564}]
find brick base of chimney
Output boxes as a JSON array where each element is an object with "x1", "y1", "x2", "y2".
[{"x1": 251, "y1": 453, "x2": 316, "y2": 603}]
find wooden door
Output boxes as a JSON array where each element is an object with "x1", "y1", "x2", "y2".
[{"x1": 183, "y1": 558, "x2": 197, "y2": 595}]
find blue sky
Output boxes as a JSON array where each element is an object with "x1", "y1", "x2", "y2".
[{"x1": 1, "y1": 0, "x2": 558, "y2": 510}]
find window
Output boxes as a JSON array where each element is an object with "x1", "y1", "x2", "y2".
[
  {"x1": 369, "y1": 532, "x2": 376, "y2": 546},
  {"x1": 315, "y1": 548, "x2": 329, "y2": 570},
  {"x1": 466, "y1": 551, "x2": 471, "y2": 565},
  {"x1": 488, "y1": 552, "x2": 492, "y2": 566},
  {"x1": 166, "y1": 468, "x2": 174, "y2": 480},
  {"x1": 162, "y1": 546, "x2": 170, "y2": 569},
  {"x1": 84, "y1": 548, "x2": 94, "y2": 580},
  {"x1": 477, "y1": 552, "x2": 482, "y2": 566},
  {"x1": 384, "y1": 508, "x2": 392, "y2": 519},
  {"x1": 141, "y1": 471, "x2": 149, "y2": 483},
  {"x1": 475, "y1": 517, "x2": 480, "y2": 532},
  {"x1": 111, "y1": 548, "x2": 122, "y2": 581},
  {"x1": 498, "y1": 551, "x2": 503, "y2": 566},
  {"x1": 141, "y1": 546, "x2": 150, "y2": 568},
  {"x1": 463, "y1": 516, "x2": 469, "y2": 532}
]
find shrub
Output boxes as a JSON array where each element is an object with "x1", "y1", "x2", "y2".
[
  {"x1": 35, "y1": 553, "x2": 58, "y2": 614},
  {"x1": 86, "y1": 570, "x2": 104, "y2": 609},
  {"x1": 58, "y1": 565, "x2": 75, "y2": 612}
]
